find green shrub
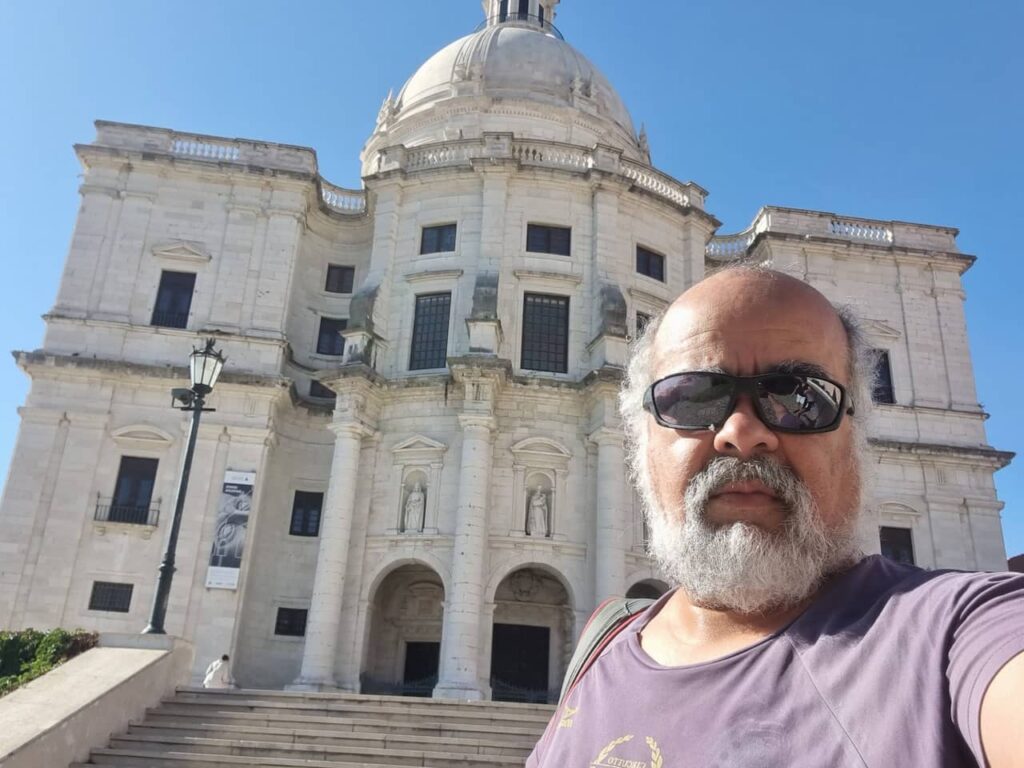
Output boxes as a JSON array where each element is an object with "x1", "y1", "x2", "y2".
[{"x1": 0, "y1": 628, "x2": 98, "y2": 697}]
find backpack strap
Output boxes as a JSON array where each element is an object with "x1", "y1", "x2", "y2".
[{"x1": 558, "y1": 596, "x2": 654, "y2": 705}]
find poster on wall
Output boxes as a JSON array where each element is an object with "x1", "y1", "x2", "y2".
[{"x1": 205, "y1": 470, "x2": 255, "y2": 590}]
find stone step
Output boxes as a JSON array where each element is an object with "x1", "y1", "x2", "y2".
[
  {"x1": 126, "y1": 721, "x2": 535, "y2": 755},
  {"x1": 106, "y1": 734, "x2": 524, "y2": 767},
  {"x1": 82, "y1": 746, "x2": 519, "y2": 768},
  {"x1": 142, "y1": 708, "x2": 543, "y2": 742}
]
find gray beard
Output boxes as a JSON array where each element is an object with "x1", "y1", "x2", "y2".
[{"x1": 647, "y1": 456, "x2": 861, "y2": 615}]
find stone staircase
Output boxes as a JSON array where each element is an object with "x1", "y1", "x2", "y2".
[{"x1": 70, "y1": 687, "x2": 554, "y2": 767}]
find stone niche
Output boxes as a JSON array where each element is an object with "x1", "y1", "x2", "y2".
[
  {"x1": 509, "y1": 437, "x2": 570, "y2": 538},
  {"x1": 389, "y1": 435, "x2": 446, "y2": 535}
]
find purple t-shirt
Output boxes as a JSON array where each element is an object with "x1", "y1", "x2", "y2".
[{"x1": 528, "y1": 556, "x2": 1024, "y2": 767}]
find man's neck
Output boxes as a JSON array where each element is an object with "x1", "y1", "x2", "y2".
[{"x1": 638, "y1": 589, "x2": 817, "y2": 667}]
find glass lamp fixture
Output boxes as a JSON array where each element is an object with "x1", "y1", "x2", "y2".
[{"x1": 189, "y1": 339, "x2": 226, "y2": 395}]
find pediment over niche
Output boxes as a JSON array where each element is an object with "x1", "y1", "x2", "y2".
[
  {"x1": 151, "y1": 240, "x2": 212, "y2": 264},
  {"x1": 511, "y1": 437, "x2": 571, "y2": 470},
  {"x1": 877, "y1": 501, "x2": 922, "y2": 520},
  {"x1": 392, "y1": 434, "x2": 447, "y2": 464},
  {"x1": 111, "y1": 424, "x2": 175, "y2": 449},
  {"x1": 862, "y1": 319, "x2": 902, "y2": 340}
]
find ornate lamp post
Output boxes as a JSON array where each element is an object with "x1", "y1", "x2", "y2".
[{"x1": 143, "y1": 339, "x2": 226, "y2": 635}]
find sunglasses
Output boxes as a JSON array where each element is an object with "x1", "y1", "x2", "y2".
[{"x1": 643, "y1": 371, "x2": 854, "y2": 434}]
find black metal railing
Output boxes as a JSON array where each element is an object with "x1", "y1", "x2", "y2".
[
  {"x1": 95, "y1": 497, "x2": 161, "y2": 526},
  {"x1": 150, "y1": 311, "x2": 189, "y2": 329},
  {"x1": 490, "y1": 677, "x2": 558, "y2": 704},
  {"x1": 475, "y1": 13, "x2": 564, "y2": 40},
  {"x1": 360, "y1": 674, "x2": 437, "y2": 698}
]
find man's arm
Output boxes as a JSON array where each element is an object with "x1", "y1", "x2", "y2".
[{"x1": 980, "y1": 651, "x2": 1024, "y2": 768}]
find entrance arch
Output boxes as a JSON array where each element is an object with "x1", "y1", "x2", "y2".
[
  {"x1": 360, "y1": 563, "x2": 444, "y2": 697},
  {"x1": 489, "y1": 566, "x2": 572, "y2": 703},
  {"x1": 626, "y1": 578, "x2": 669, "y2": 600}
]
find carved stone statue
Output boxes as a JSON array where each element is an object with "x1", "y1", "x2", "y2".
[
  {"x1": 527, "y1": 485, "x2": 549, "y2": 537},
  {"x1": 376, "y1": 89, "x2": 397, "y2": 130},
  {"x1": 638, "y1": 124, "x2": 651, "y2": 162},
  {"x1": 402, "y1": 481, "x2": 426, "y2": 532}
]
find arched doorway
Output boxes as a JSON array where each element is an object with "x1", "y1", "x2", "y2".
[
  {"x1": 626, "y1": 578, "x2": 669, "y2": 600},
  {"x1": 361, "y1": 563, "x2": 444, "y2": 697},
  {"x1": 489, "y1": 567, "x2": 572, "y2": 703}
]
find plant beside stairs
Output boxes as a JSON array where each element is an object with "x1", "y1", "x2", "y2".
[{"x1": 0, "y1": 628, "x2": 98, "y2": 697}]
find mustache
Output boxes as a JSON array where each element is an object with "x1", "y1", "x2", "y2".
[{"x1": 686, "y1": 456, "x2": 803, "y2": 514}]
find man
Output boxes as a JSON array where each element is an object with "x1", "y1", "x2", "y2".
[
  {"x1": 202, "y1": 653, "x2": 233, "y2": 689},
  {"x1": 528, "y1": 267, "x2": 1023, "y2": 767}
]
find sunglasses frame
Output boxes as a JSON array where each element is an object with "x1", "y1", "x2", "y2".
[{"x1": 643, "y1": 371, "x2": 855, "y2": 434}]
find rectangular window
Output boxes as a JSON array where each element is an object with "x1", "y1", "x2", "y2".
[
  {"x1": 522, "y1": 293, "x2": 569, "y2": 373},
  {"x1": 309, "y1": 380, "x2": 335, "y2": 400},
  {"x1": 89, "y1": 581, "x2": 133, "y2": 613},
  {"x1": 409, "y1": 293, "x2": 452, "y2": 370},
  {"x1": 526, "y1": 224, "x2": 571, "y2": 256},
  {"x1": 316, "y1": 317, "x2": 347, "y2": 356},
  {"x1": 289, "y1": 491, "x2": 324, "y2": 537},
  {"x1": 636, "y1": 246, "x2": 666, "y2": 282},
  {"x1": 879, "y1": 526, "x2": 915, "y2": 565},
  {"x1": 499, "y1": 0, "x2": 508, "y2": 21},
  {"x1": 325, "y1": 265, "x2": 355, "y2": 294},
  {"x1": 872, "y1": 350, "x2": 895, "y2": 404},
  {"x1": 108, "y1": 457, "x2": 159, "y2": 525},
  {"x1": 151, "y1": 271, "x2": 196, "y2": 329},
  {"x1": 420, "y1": 224, "x2": 457, "y2": 255},
  {"x1": 636, "y1": 311, "x2": 652, "y2": 337},
  {"x1": 274, "y1": 607, "x2": 308, "y2": 637},
  {"x1": 518, "y1": 0, "x2": 529, "y2": 17},
  {"x1": 539, "y1": 5, "x2": 545, "y2": 25}
]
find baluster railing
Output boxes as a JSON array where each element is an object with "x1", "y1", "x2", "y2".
[
  {"x1": 170, "y1": 138, "x2": 241, "y2": 162},
  {"x1": 828, "y1": 218, "x2": 893, "y2": 243},
  {"x1": 320, "y1": 181, "x2": 367, "y2": 214},
  {"x1": 705, "y1": 229, "x2": 756, "y2": 260}
]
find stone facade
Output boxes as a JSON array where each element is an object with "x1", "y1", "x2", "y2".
[{"x1": 0, "y1": 0, "x2": 1011, "y2": 700}]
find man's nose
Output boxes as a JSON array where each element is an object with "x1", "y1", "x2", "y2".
[{"x1": 712, "y1": 395, "x2": 780, "y2": 458}]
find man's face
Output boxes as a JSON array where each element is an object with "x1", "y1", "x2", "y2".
[{"x1": 643, "y1": 272, "x2": 862, "y2": 612}]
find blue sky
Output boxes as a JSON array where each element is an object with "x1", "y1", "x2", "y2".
[{"x1": 1, "y1": 1, "x2": 1021, "y2": 558}]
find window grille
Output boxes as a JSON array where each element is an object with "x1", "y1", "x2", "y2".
[
  {"x1": 275, "y1": 607, "x2": 308, "y2": 636},
  {"x1": 89, "y1": 581, "x2": 133, "y2": 612},
  {"x1": 636, "y1": 246, "x2": 665, "y2": 281},
  {"x1": 522, "y1": 293, "x2": 569, "y2": 373},
  {"x1": 151, "y1": 271, "x2": 196, "y2": 328},
  {"x1": 526, "y1": 224, "x2": 571, "y2": 256},
  {"x1": 879, "y1": 526, "x2": 914, "y2": 565},
  {"x1": 317, "y1": 317, "x2": 347, "y2": 356},
  {"x1": 325, "y1": 265, "x2": 355, "y2": 294},
  {"x1": 409, "y1": 293, "x2": 452, "y2": 370},
  {"x1": 309, "y1": 380, "x2": 335, "y2": 400},
  {"x1": 290, "y1": 491, "x2": 323, "y2": 537},
  {"x1": 871, "y1": 350, "x2": 895, "y2": 404},
  {"x1": 420, "y1": 224, "x2": 457, "y2": 255}
]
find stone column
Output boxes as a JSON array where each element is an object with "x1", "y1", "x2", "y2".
[
  {"x1": 590, "y1": 427, "x2": 627, "y2": 601},
  {"x1": 292, "y1": 381, "x2": 377, "y2": 690}
]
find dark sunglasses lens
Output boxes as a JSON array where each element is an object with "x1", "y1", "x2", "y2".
[
  {"x1": 756, "y1": 375, "x2": 843, "y2": 430},
  {"x1": 652, "y1": 373, "x2": 733, "y2": 427}
]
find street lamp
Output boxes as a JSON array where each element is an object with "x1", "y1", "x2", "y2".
[{"x1": 143, "y1": 339, "x2": 226, "y2": 635}]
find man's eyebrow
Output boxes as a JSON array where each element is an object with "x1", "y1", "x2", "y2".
[{"x1": 766, "y1": 360, "x2": 831, "y2": 378}]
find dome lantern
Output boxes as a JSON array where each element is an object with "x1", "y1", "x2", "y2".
[{"x1": 481, "y1": 0, "x2": 560, "y2": 35}]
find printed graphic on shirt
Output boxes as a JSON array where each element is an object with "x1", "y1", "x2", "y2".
[
  {"x1": 590, "y1": 734, "x2": 664, "y2": 768},
  {"x1": 559, "y1": 703, "x2": 578, "y2": 729}
]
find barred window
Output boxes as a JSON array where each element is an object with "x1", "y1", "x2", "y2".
[
  {"x1": 275, "y1": 607, "x2": 308, "y2": 637},
  {"x1": 89, "y1": 581, "x2": 133, "y2": 613},
  {"x1": 879, "y1": 526, "x2": 914, "y2": 565},
  {"x1": 289, "y1": 491, "x2": 323, "y2": 537},
  {"x1": 316, "y1": 317, "x2": 347, "y2": 356},
  {"x1": 325, "y1": 265, "x2": 355, "y2": 294},
  {"x1": 151, "y1": 271, "x2": 196, "y2": 329},
  {"x1": 526, "y1": 224, "x2": 571, "y2": 256},
  {"x1": 309, "y1": 380, "x2": 335, "y2": 400},
  {"x1": 636, "y1": 246, "x2": 665, "y2": 281},
  {"x1": 871, "y1": 350, "x2": 895, "y2": 404},
  {"x1": 409, "y1": 293, "x2": 452, "y2": 370},
  {"x1": 420, "y1": 224, "x2": 457, "y2": 255},
  {"x1": 110, "y1": 457, "x2": 158, "y2": 525},
  {"x1": 522, "y1": 293, "x2": 569, "y2": 373}
]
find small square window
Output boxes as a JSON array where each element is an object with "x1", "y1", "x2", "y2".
[
  {"x1": 89, "y1": 581, "x2": 133, "y2": 613},
  {"x1": 409, "y1": 293, "x2": 452, "y2": 371},
  {"x1": 871, "y1": 350, "x2": 895, "y2": 404},
  {"x1": 526, "y1": 224, "x2": 571, "y2": 256},
  {"x1": 420, "y1": 224, "x2": 457, "y2": 255},
  {"x1": 309, "y1": 380, "x2": 335, "y2": 400},
  {"x1": 880, "y1": 526, "x2": 914, "y2": 565},
  {"x1": 316, "y1": 317, "x2": 347, "y2": 356},
  {"x1": 151, "y1": 271, "x2": 196, "y2": 329},
  {"x1": 289, "y1": 491, "x2": 323, "y2": 537},
  {"x1": 325, "y1": 265, "x2": 355, "y2": 294},
  {"x1": 275, "y1": 607, "x2": 308, "y2": 636},
  {"x1": 522, "y1": 293, "x2": 569, "y2": 373},
  {"x1": 636, "y1": 246, "x2": 665, "y2": 282}
]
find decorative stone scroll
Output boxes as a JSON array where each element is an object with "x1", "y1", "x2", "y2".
[
  {"x1": 510, "y1": 437, "x2": 570, "y2": 538},
  {"x1": 391, "y1": 435, "x2": 446, "y2": 534}
]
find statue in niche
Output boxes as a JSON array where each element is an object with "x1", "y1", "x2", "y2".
[
  {"x1": 527, "y1": 485, "x2": 549, "y2": 537},
  {"x1": 402, "y1": 481, "x2": 426, "y2": 533}
]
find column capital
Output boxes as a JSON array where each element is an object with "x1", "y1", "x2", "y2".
[
  {"x1": 458, "y1": 413, "x2": 497, "y2": 434},
  {"x1": 587, "y1": 426, "x2": 624, "y2": 447}
]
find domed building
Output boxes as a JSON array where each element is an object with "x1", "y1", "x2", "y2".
[{"x1": 0, "y1": 0, "x2": 1011, "y2": 701}]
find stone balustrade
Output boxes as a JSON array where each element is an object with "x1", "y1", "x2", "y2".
[
  {"x1": 705, "y1": 228, "x2": 756, "y2": 260},
  {"x1": 170, "y1": 138, "x2": 240, "y2": 162},
  {"x1": 828, "y1": 217, "x2": 894, "y2": 243},
  {"x1": 620, "y1": 159, "x2": 696, "y2": 208},
  {"x1": 512, "y1": 140, "x2": 592, "y2": 171},
  {"x1": 320, "y1": 181, "x2": 367, "y2": 215}
]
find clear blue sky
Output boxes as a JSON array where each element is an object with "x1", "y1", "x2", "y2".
[{"x1": 1, "y1": 1, "x2": 1021, "y2": 558}]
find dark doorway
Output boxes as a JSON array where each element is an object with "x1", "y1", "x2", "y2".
[
  {"x1": 490, "y1": 623, "x2": 550, "y2": 702},
  {"x1": 402, "y1": 641, "x2": 439, "y2": 697}
]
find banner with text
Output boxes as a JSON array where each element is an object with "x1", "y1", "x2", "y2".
[{"x1": 205, "y1": 470, "x2": 255, "y2": 590}]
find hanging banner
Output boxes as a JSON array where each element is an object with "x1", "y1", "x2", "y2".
[{"x1": 205, "y1": 470, "x2": 255, "y2": 590}]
